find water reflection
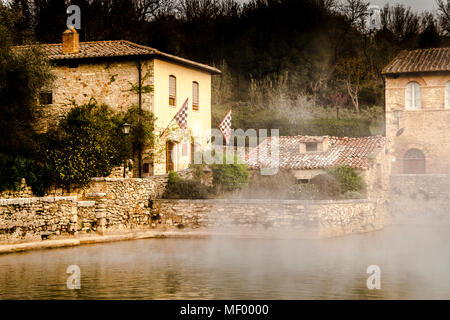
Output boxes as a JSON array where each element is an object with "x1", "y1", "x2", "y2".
[{"x1": 0, "y1": 225, "x2": 450, "y2": 299}]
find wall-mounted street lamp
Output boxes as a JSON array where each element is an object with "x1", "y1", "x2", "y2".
[
  {"x1": 122, "y1": 122, "x2": 131, "y2": 135},
  {"x1": 122, "y1": 123, "x2": 131, "y2": 178}
]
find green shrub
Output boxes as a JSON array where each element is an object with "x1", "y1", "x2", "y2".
[
  {"x1": 163, "y1": 171, "x2": 210, "y2": 199},
  {"x1": 327, "y1": 165, "x2": 366, "y2": 194},
  {"x1": 0, "y1": 154, "x2": 54, "y2": 196},
  {"x1": 211, "y1": 154, "x2": 249, "y2": 193},
  {"x1": 310, "y1": 173, "x2": 341, "y2": 199},
  {"x1": 44, "y1": 100, "x2": 125, "y2": 190}
]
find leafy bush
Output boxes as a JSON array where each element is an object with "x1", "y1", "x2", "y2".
[
  {"x1": 44, "y1": 100, "x2": 125, "y2": 190},
  {"x1": 122, "y1": 105, "x2": 156, "y2": 159},
  {"x1": 0, "y1": 154, "x2": 54, "y2": 196},
  {"x1": 211, "y1": 154, "x2": 249, "y2": 193},
  {"x1": 240, "y1": 170, "x2": 296, "y2": 199},
  {"x1": 310, "y1": 174, "x2": 341, "y2": 199},
  {"x1": 163, "y1": 171, "x2": 210, "y2": 199},
  {"x1": 327, "y1": 165, "x2": 366, "y2": 194}
]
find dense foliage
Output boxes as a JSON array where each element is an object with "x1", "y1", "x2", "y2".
[
  {"x1": 327, "y1": 165, "x2": 366, "y2": 194},
  {"x1": 43, "y1": 101, "x2": 127, "y2": 190},
  {"x1": 122, "y1": 105, "x2": 156, "y2": 162},
  {"x1": 163, "y1": 171, "x2": 210, "y2": 199},
  {"x1": 310, "y1": 173, "x2": 342, "y2": 199},
  {"x1": 0, "y1": 10, "x2": 53, "y2": 157},
  {"x1": 0, "y1": 154, "x2": 54, "y2": 196},
  {"x1": 211, "y1": 155, "x2": 249, "y2": 193}
]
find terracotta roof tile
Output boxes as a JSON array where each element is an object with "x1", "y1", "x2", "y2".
[
  {"x1": 14, "y1": 40, "x2": 221, "y2": 74},
  {"x1": 246, "y1": 135, "x2": 386, "y2": 170},
  {"x1": 382, "y1": 47, "x2": 450, "y2": 75}
]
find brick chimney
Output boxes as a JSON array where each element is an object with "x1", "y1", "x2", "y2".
[{"x1": 62, "y1": 27, "x2": 79, "y2": 54}]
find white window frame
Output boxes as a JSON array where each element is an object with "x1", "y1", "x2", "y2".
[{"x1": 405, "y1": 82, "x2": 422, "y2": 110}]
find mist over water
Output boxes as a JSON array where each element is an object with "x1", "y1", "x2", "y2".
[{"x1": 1, "y1": 224, "x2": 450, "y2": 299}]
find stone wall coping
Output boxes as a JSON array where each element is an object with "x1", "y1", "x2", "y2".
[
  {"x1": 85, "y1": 193, "x2": 107, "y2": 198},
  {"x1": 391, "y1": 174, "x2": 450, "y2": 178},
  {"x1": 151, "y1": 199, "x2": 374, "y2": 205},
  {"x1": 91, "y1": 169, "x2": 195, "y2": 182},
  {"x1": 0, "y1": 196, "x2": 77, "y2": 206},
  {"x1": 77, "y1": 201, "x2": 96, "y2": 207}
]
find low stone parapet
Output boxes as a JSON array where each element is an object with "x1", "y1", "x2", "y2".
[{"x1": 150, "y1": 199, "x2": 386, "y2": 238}]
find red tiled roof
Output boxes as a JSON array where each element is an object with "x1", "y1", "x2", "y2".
[
  {"x1": 382, "y1": 47, "x2": 450, "y2": 75},
  {"x1": 15, "y1": 40, "x2": 221, "y2": 74},
  {"x1": 246, "y1": 135, "x2": 386, "y2": 170}
]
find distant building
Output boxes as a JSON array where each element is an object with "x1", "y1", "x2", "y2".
[
  {"x1": 246, "y1": 135, "x2": 389, "y2": 199},
  {"x1": 365, "y1": 5, "x2": 381, "y2": 31},
  {"x1": 382, "y1": 47, "x2": 450, "y2": 174},
  {"x1": 15, "y1": 28, "x2": 220, "y2": 176}
]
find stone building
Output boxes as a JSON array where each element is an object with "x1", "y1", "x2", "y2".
[
  {"x1": 382, "y1": 47, "x2": 450, "y2": 174},
  {"x1": 246, "y1": 135, "x2": 390, "y2": 200},
  {"x1": 15, "y1": 28, "x2": 220, "y2": 176}
]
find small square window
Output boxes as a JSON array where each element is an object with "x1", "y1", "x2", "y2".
[
  {"x1": 39, "y1": 91, "x2": 53, "y2": 105},
  {"x1": 306, "y1": 142, "x2": 318, "y2": 152}
]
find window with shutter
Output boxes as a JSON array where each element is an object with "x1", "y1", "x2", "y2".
[
  {"x1": 405, "y1": 82, "x2": 421, "y2": 110},
  {"x1": 446, "y1": 82, "x2": 450, "y2": 109},
  {"x1": 192, "y1": 81, "x2": 199, "y2": 111},
  {"x1": 169, "y1": 75, "x2": 176, "y2": 106}
]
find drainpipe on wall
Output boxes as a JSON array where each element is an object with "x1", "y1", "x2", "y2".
[{"x1": 137, "y1": 60, "x2": 143, "y2": 178}]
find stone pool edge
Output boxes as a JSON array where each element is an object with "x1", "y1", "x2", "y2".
[{"x1": 1, "y1": 229, "x2": 298, "y2": 254}]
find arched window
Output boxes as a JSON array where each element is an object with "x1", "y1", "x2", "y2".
[
  {"x1": 192, "y1": 81, "x2": 199, "y2": 111},
  {"x1": 445, "y1": 81, "x2": 450, "y2": 109},
  {"x1": 169, "y1": 75, "x2": 176, "y2": 106},
  {"x1": 405, "y1": 82, "x2": 421, "y2": 110},
  {"x1": 403, "y1": 148, "x2": 426, "y2": 174}
]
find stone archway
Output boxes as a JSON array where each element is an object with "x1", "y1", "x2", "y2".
[{"x1": 403, "y1": 148, "x2": 426, "y2": 174}]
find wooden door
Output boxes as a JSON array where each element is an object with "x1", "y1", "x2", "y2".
[
  {"x1": 166, "y1": 141, "x2": 175, "y2": 173},
  {"x1": 403, "y1": 149, "x2": 426, "y2": 174}
]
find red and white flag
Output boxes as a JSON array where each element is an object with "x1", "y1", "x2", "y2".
[
  {"x1": 173, "y1": 98, "x2": 189, "y2": 130},
  {"x1": 218, "y1": 108, "x2": 232, "y2": 144}
]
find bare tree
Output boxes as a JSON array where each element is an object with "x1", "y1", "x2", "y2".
[
  {"x1": 314, "y1": 0, "x2": 337, "y2": 11},
  {"x1": 176, "y1": 0, "x2": 220, "y2": 21},
  {"x1": 381, "y1": 4, "x2": 420, "y2": 42},
  {"x1": 437, "y1": 0, "x2": 450, "y2": 35},
  {"x1": 336, "y1": 56, "x2": 370, "y2": 115},
  {"x1": 340, "y1": 0, "x2": 369, "y2": 28},
  {"x1": 131, "y1": 0, "x2": 175, "y2": 21}
]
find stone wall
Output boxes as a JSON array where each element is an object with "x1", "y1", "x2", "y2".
[
  {"x1": 38, "y1": 59, "x2": 154, "y2": 132},
  {"x1": 0, "y1": 170, "x2": 196, "y2": 242},
  {"x1": 0, "y1": 171, "x2": 387, "y2": 242},
  {"x1": 0, "y1": 196, "x2": 81, "y2": 242},
  {"x1": 150, "y1": 199, "x2": 386, "y2": 238},
  {"x1": 390, "y1": 174, "x2": 450, "y2": 223}
]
